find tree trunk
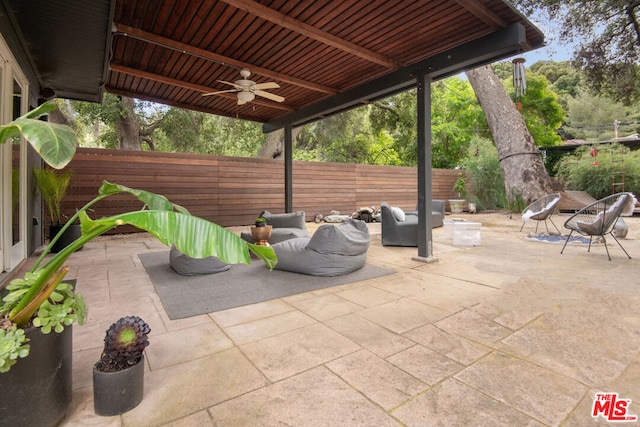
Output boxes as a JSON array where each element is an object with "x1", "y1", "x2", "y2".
[
  {"x1": 116, "y1": 96, "x2": 142, "y2": 150},
  {"x1": 466, "y1": 65, "x2": 553, "y2": 205},
  {"x1": 48, "y1": 101, "x2": 72, "y2": 126},
  {"x1": 258, "y1": 127, "x2": 302, "y2": 159}
]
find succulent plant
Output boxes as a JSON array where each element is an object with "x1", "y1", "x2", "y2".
[
  {"x1": 0, "y1": 325, "x2": 30, "y2": 373},
  {"x1": 95, "y1": 316, "x2": 151, "y2": 373}
]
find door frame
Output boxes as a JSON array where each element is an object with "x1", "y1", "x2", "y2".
[{"x1": 0, "y1": 33, "x2": 28, "y2": 273}]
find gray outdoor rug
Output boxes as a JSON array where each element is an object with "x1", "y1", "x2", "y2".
[{"x1": 139, "y1": 251, "x2": 395, "y2": 319}]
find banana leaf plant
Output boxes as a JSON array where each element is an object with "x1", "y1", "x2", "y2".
[
  {"x1": 0, "y1": 103, "x2": 277, "y2": 372},
  {"x1": 0, "y1": 180, "x2": 277, "y2": 372},
  {"x1": 0, "y1": 100, "x2": 77, "y2": 169}
]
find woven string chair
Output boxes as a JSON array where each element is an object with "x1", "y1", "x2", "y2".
[
  {"x1": 560, "y1": 192, "x2": 635, "y2": 261},
  {"x1": 520, "y1": 193, "x2": 561, "y2": 234}
]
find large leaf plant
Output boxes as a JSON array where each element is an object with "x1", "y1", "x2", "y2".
[
  {"x1": 0, "y1": 100, "x2": 77, "y2": 169},
  {"x1": 0, "y1": 103, "x2": 277, "y2": 373}
]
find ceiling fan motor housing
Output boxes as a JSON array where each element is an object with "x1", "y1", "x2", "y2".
[{"x1": 237, "y1": 91, "x2": 255, "y2": 102}]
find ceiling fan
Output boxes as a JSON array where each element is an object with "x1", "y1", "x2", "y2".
[{"x1": 202, "y1": 68, "x2": 285, "y2": 105}]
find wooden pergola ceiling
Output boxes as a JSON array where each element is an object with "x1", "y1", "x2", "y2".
[{"x1": 107, "y1": 0, "x2": 544, "y2": 131}]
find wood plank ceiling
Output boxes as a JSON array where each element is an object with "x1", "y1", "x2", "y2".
[{"x1": 107, "y1": 0, "x2": 543, "y2": 126}]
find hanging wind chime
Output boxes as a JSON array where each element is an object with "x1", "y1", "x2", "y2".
[
  {"x1": 512, "y1": 57, "x2": 526, "y2": 110},
  {"x1": 590, "y1": 147, "x2": 600, "y2": 166}
]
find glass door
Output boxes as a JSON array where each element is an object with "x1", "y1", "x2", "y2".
[{"x1": 9, "y1": 78, "x2": 26, "y2": 269}]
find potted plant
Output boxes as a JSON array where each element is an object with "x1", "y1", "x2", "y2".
[
  {"x1": 33, "y1": 167, "x2": 83, "y2": 253},
  {"x1": 449, "y1": 172, "x2": 467, "y2": 214},
  {"x1": 93, "y1": 316, "x2": 150, "y2": 416},
  {"x1": 0, "y1": 102, "x2": 277, "y2": 426},
  {"x1": 251, "y1": 216, "x2": 272, "y2": 245}
]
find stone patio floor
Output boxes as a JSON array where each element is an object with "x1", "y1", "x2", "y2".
[{"x1": 50, "y1": 212, "x2": 640, "y2": 426}]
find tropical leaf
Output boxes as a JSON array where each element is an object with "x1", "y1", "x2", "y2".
[
  {"x1": 0, "y1": 100, "x2": 77, "y2": 169},
  {"x1": 79, "y1": 210, "x2": 277, "y2": 268},
  {"x1": 98, "y1": 181, "x2": 190, "y2": 213}
]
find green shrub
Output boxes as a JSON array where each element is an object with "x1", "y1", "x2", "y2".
[
  {"x1": 556, "y1": 143, "x2": 640, "y2": 199},
  {"x1": 460, "y1": 137, "x2": 506, "y2": 211},
  {"x1": 505, "y1": 190, "x2": 527, "y2": 213},
  {"x1": 452, "y1": 172, "x2": 467, "y2": 198}
]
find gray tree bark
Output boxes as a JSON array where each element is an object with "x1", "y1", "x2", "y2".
[
  {"x1": 258, "y1": 127, "x2": 302, "y2": 159},
  {"x1": 466, "y1": 65, "x2": 553, "y2": 205},
  {"x1": 115, "y1": 96, "x2": 160, "y2": 151},
  {"x1": 48, "y1": 101, "x2": 72, "y2": 126},
  {"x1": 116, "y1": 97, "x2": 142, "y2": 150}
]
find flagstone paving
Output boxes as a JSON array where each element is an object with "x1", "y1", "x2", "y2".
[{"x1": 48, "y1": 212, "x2": 640, "y2": 426}]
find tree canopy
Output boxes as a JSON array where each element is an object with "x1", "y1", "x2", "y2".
[
  {"x1": 67, "y1": 59, "x2": 638, "y2": 170},
  {"x1": 514, "y1": 0, "x2": 640, "y2": 105}
]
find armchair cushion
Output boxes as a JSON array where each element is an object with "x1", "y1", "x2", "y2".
[
  {"x1": 522, "y1": 194, "x2": 561, "y2": 221},
  {"x1": 391, "y1": 206, "x2": 406, "y2": 222}
]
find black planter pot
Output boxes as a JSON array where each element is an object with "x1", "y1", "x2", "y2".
[
  {"x1": 50, "y1": 223, "x2": 83, "y2": 253},
  {"x1": 93, "y1": 355, "x2": 145, "y2": 416},
  {"x1": 0, "y1": 326, "x2": 73, "y2": 427}
]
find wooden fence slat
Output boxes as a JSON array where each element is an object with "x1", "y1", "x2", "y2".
[{"x1": 51, "y1": 148, "x2": 461, "y2": 231}]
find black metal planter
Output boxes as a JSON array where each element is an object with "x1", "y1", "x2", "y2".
[
  {"x1": 0, "y1": 326, "x2": 73, "y2": 427},
  {"x1": 93, "y1": 355, "x2": 145, "y2": 416},
  {"x1": 50, "y1": 223, "x2": 83, "y2": 253}
]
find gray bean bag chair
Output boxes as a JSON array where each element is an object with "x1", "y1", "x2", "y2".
[
  {"x1": 241, "y1": 210, "x2": 309, "y2": 244},
  {"x1": 169, "y1": 246, "x2": 230, "y2": 276},
  {"x1": 271, "y1": 219, "x2": 370, "y2": 276}
]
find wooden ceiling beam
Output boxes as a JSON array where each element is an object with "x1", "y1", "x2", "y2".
[
  {"x1": 452, "y1": 0, "x2": 507, "y2": 29},
  {"x1": 106, "y1": 87, "x2": 265, "y2": 123},
  {"x1": 113, "y1": 24, "x2": 338, "y2": 95},
  {"x1": 220, "y1": 0, "x2": 403, "y2": 69},
  {"x1": 264, "y1": 23, "x2": 528, "y2": 132},
  {"x1": 109, "y1": 63, "x2": 294, "y2": 112}
]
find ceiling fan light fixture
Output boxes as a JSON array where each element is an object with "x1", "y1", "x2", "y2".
[
  {"x1": 237, "y1": 91, "x2": 255, "y2": 102},
  {"x1": 203, "y1": 69, "x2": 283, "y2": 103}
]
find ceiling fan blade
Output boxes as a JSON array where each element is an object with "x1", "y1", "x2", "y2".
[
  {"x1": 253, "y1": 82, "x2": 280, "y2": 90},
  {"x1": 254, "y1": 90, "x2": 285, "y2": 103},
  {"x1": 202, "y1": 89, "x2": 237, "y2": 97},
  {"x1": 217, "y1": 80, "x2": 242, "y2": 89}
]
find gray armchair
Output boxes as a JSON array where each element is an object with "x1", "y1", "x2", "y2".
[
  {"x1": 520, "y1": 193, "x2": 561, "y2": 234},
  {"x1": 380, "y1": 200, "x2": 445, "y2": 247},
  {"x1": 560, "y1": 192, "x2": 635, "y2": 260}
]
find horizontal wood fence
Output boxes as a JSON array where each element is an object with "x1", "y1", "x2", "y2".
[{"x1": 57, "y1": 148, "x2": 461, "y2": 234}]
